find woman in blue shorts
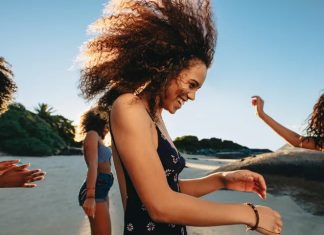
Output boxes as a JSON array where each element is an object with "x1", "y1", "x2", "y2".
[{"x1": 78, "y1": 107, "x2": 114, "y2": 235}]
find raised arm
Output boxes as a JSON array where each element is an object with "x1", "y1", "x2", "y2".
[
  {"x1": 111, "y1": 94, "x2": 282, "y2": 234},
  {"x1": 252, "y1": 96, "x2": 321, "y2": 151}
]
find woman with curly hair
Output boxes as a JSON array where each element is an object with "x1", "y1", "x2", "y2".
[
  {"x1": 0, "y1": 57, "x2": 17, "y2": 114},
  {"x1": 79, "y1": 1, "x2": 282, "y2": 234},
  {"x1": 77, "y1": 107, "x2": 114, "y2": 235},
  {"x1": 0, "y1": 57, "x2": 46, "y2": 188},
  {"x1": 252, "y1": 94, "x2": 324, "y2": 152}
]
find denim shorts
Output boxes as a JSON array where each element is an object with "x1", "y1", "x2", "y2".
[{"x1": 78, "y1": 172, "x2": 114, "y2": 206}]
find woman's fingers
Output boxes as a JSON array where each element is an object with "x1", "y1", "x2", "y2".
[
  {"x1": 30, "y1": 170, "x2": 46, "y2": 179},
  {"x1": 86, "y1": 208, "x2": 95, "y2": 218},
  {"x1": 16, "y1": 163, "x2": 31, "y2": 170},
  {"x1": 253, "y1": 185, "x2": 266, "y2": 200},
  {"x1": 0, "y1": 165, "x2": 17, "y2": 175},
  {"x1": 23, "y1": 169, "x2": 42, "y2": 177},
  {"x1": 82, "y1": 202, "x2": 96, "y2": 218},
  {"x1": 23, "y1": 183, "x2": 37, "y2": 188},
  {"x1": 30, "y1": 176, "x2": 46, "y2": 182},
  {"x1": 241, "y1": 171, "x2": 267, "y2": 199},
  {"x1": 243, "y1": 170, "x2": 267, "y2": 190},
  {"x1": 0, "y1": 160, "x2": 20, "y2": 169},
  {"x1": 251, "y1": 96, "x2": 264, "y2": 108}
]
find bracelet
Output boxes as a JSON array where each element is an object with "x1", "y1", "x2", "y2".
[
  {"x1": 86, "y1": 196, "x2": 95, "y2": 199},
  {"x1": 245, "y1": 203, "x2": 259, "y2": 231}
]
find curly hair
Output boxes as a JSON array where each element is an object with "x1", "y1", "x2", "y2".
[
  {"x1": 0, "y1": 57, "x2": 17, "y2": 114},
  {"x1": 79, "y1": 0, "x2": 216, "y2": 118},
  {"x1": 305, "y1": 93, "x2": 324, "y2": 150},
  {"x1": 79, "y1": 107, "x2": 109, "y2": 139}
]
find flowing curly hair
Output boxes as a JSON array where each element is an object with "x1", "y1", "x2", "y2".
[
  {"x1": 79, "y1": 0, "x2": 216, "y2": 118},
  {"x1": 305, "y1": 93, "x2": 324, "y2": 150},
  {"x1": 0, "y1": 57, "x2": 17, "y2": 114},
  {"x1": 78, "y1": 107, "x2": 109, "y2": 139}
]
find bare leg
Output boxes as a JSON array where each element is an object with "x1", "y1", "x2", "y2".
[{"x1": 88, "y1": 200, "x2": 111, "y2": 235}]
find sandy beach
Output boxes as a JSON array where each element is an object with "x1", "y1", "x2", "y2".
[{"x1": 1, "y1": 155, "x2": 323, "y2": 235}]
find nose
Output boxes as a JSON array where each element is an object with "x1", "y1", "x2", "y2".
[{"x1": 187, "y1": 91, "x2": 196, "y2": 101}]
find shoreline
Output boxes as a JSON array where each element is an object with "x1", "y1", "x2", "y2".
[{"x1": 1, "y1": 155, "x2": 324, "y2": 235}]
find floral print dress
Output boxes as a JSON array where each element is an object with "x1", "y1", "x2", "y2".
[{"x1": 121, "y1": 126, "x2": 187, "y2": 235}]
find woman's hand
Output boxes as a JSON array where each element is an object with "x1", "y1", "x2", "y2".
[
  {"x1": 251, "y1": 96, "x2": 265, "y2": 118},
  {"x1": 82, "y1": 198, "x2": 96, "y2": 218},
  {"x1": 0, "y1": 160, "x2": 20, "y2": 173},
  {"x1": 221, "y1": 170, "x2": 267, "y2": 199},
  {"x1": 0, "y1": 164, "x2": 46, "y2": 188},
  {"x1": 254, "y1": 205, "x2": 283, "y2": 235}
]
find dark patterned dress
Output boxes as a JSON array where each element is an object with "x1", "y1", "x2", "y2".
[{"x1": 120, "y1": 126, "x2": 187, "y2": 235}]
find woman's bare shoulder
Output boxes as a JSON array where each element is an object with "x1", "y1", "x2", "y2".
[
  {"x1": 112, "y1": 93, "x2": 143, "y2": 110},
  {"x1": 84, "y1": 131, "x2": 99, "y2": 144},
  {"x1": 111, "y1": 94, "x2": 150, "y2": 124}
]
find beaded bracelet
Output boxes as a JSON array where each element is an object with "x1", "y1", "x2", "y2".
[{"x1": 245, "y1": 203, "x2": 259, "y2": 231}]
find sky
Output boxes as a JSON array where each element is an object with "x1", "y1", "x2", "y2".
[{"x1": 0, "y1": 0, "x2": 323, "y2": 151}]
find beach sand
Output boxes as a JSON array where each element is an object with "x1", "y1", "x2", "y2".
[{"x1": 1, "y1": 155, "x2": 323, "y2": 235}]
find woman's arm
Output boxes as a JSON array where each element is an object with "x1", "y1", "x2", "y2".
[
  {"x1": 179, "y1": 170, "x2": 266, "y2": 199},
  {"x1": 82, "y1": 131, "x2": 99, "y2": 217},
  {"x1": 252, "y1": 96, "x2": 320, "y2": 151},
  {"x1": 179, "y1": 172, "x2": 224, "y2": 197},
  {"x1": 111, "y1": 94, "x2": 281, "y2": 234}
]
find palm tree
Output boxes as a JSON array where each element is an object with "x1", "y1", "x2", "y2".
[
  {"x1": 51, "y1": 114, "x2": 76, "y2": 146},
  {"x1": 0, "y1": 57, "x2": 17, "y2": 114},
  {"x1": 35, "y1": 103, "x2": 77, "y2": 147},
  {"x1": 34, "y1": 103, "x2": 56, "y2": 123}
]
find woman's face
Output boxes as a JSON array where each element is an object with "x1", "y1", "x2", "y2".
[{"x1": 163, "y1": 60, "x2": 207, "y2": 114}]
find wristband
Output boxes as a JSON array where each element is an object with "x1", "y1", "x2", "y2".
[{"x1": 245, "y1": 203, "x2": 259, "y2": 231}]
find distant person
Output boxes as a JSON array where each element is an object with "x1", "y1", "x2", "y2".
[
  {"x1": 79, "y1": 1, "x2": 282, "y2": 235},
  {"x1": 252, "y1": 94, "x2": 324, "y2": 152},
  {"x1": 0, "y1": 57, "x2": 46, "y2": 188},
  {"x1": 78, "y1": 107, "x2": 114, "y2": 235}
]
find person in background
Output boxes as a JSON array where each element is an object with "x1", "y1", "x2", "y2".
[
  {"x1": 0, "y1": 56, "x2": 46, "y2": 188},
  {"x1": 79, "y1": 1, "x2": 283, "y2": 234},
  {"x1": 252, "y1": 94, "x2": 324, "y2": 152},
  {"x1": 78, "y1": 107, "x2": 114, "y2": 235}
]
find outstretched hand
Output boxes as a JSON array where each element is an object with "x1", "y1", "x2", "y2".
[
  {"x1": 0, "y1": 161, "x2": 46, "y2": 188},
  {"x1": 221, "y1": 170, "x2": 267, "y2": 199}
]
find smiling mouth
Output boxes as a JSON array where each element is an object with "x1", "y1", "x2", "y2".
[{"x1": 177, "y1": 97, "x2": 185, "y2": 107}]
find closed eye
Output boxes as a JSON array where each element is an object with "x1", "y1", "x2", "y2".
[{"x1": 189, "y1": 80, "x2": 200, "y2": 89}]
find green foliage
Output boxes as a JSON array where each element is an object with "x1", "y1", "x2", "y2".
[
  {"x1": 174, "y1": 135, "x2": 199, "y2": 153},
  {"x1": 34, "y1": 103, "x2": 79, "y2": 147},
  {"x1": 174, "y1": 135, "x2": 246, "y2": 154},
  {"x1": 0, "y1": 103, "x2": 66, "y2": 156}
]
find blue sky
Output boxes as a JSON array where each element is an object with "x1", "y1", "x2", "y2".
[{"x1": 0, "y1": 0, "x2": 323, "y2": 150}]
